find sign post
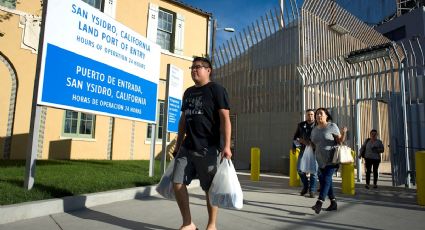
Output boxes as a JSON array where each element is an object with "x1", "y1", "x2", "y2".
[{"x1": 161, "y1": 64, "x2": 183, "y2": 173}]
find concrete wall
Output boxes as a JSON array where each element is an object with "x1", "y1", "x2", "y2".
[{"x1": 376, "y1": 6, "x2": 425, "y2": 40}]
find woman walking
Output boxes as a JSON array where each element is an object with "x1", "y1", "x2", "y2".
[
  {"x1": 359, "y1": 129, "x2": 385, "y2": 189},
  {"x1": 310, "y1": 108, "x2": 347, "y2": 214}
]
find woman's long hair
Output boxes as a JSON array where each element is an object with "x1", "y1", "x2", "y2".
[{"x1": 314, "y1": 107, "x2": 333, "y2": 123}]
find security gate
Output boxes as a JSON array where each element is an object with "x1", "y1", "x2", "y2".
[{"x1": 298, "y1": 38, "x2": 425, "y2": 187}]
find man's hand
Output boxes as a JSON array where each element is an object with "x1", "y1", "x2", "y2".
[
  {"x1": 298, "y1": 138, "x2": 311, "y2": 146},
  {"x1": 221, "y1": 146, "x2": 232, "y2": 159}
]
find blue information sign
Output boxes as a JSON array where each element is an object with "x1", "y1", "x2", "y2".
[
  {"x1": 167, "y1": 97, "x2": 181, "y2": 132},
  {"x1": 38, "y1": 0, "x2": 160, "y2": 123},
  {"x1": 42, "y1": 44, "x2": 157, "y2": 121},
  {"x1": 166, "y1": 65, "x2": 184, "y2": 133}
]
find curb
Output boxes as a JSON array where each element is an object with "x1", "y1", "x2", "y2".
[{"x1": 0, "y1": 180, "x2": 200, "y2": 225}]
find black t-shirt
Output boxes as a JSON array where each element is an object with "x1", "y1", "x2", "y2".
[
  {"x1": 293, "y1": 121, "x2": 315, "y2": 151},
  {"x1": 181, "y1": 82, "x2": 230, "y2": 151}
]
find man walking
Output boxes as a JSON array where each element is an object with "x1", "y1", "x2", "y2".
[
  {"x1": 293, "y1": 109, "x2": 317, "y2": 198},
  {"x1": 172, "y1": 56, "x2": 232, "y2": 230}
]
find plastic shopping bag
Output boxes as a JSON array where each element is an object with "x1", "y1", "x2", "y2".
[
  {"x1": 156, "y1": 159, "x2": 175, "y2": 200},
  {"x1": 208, "y1": 158, "x2": 243, "y2": 209},
  {"x1": 299, "y1": 145, "x2": 318, "y2": 174}
]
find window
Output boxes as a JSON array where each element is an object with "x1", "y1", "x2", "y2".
[
  {"x1": 0, "y1": 0, "x2": 16, "y2": 8},
  {"x1": 147, "y1": 101, "x2": 170, "y2": 141},
  {"x1": 156, "y1": 9, "x2": 175, "y2": 52},
  {"x1": 81, "y1": 0, "x2": 103, "y2": 10},
  {"x1": 147, "y1": 4, "x2": 184, "y2": 54},
  {"x1": 63, "y1": 110, "x2": 96, "y2": 138}
]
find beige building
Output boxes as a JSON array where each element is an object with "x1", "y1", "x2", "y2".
[{"x1": 0, "y1": 0, "x2": 211, "y2": 160}]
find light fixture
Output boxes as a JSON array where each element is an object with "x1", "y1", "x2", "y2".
[
  {"x1": 211, "y1": 19, "x2": 235, "y2": 66},
  {"x1": 222, "y1": 27, "x2": 235, "y2": 32},
  {"x1": 329, "y1": 23, "x2": 349, "y2": 35},
  {"x1": 344, "y1": 42, "x2": 392, "y2": 64}
]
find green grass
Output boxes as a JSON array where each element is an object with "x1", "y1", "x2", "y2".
[{"x1": 0, "y1": 159, "x2": 165, "y2": 205}]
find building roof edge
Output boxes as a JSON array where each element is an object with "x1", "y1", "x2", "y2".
[{"x1": 163, "y1": 0, "x2": 212, "y2": 18}]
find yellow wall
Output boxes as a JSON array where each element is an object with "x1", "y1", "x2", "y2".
[
  {"x1": 0, "y1": 1, "x2": 41, "y2": 159},
  {"x1": 0, "y1": 0, "x2": 210, "y2": 160},
  {"x1": 116, "y1": 0, "x2": 209, "y2": 57},
  {"x1": 0, "y1": 58, "x2": 12, "y2": 155}
]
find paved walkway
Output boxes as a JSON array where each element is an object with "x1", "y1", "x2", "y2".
[{"x1": 0, "y1": 172, "x2": 423, "y2": 230}]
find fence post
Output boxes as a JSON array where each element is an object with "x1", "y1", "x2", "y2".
[
  {"x1": 289, "y1": 148, "x2": 300, "y2": 187},
  {"x1": 416, "y1": 151, "x2": 425, "y2": 206},
  {"x1": 251, "y1": 147, "x2": 260, "y2": 181}
]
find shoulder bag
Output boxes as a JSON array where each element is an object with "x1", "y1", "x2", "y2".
[{"x1": 332, "y1": 145, "x2": 354, "y2": 164}]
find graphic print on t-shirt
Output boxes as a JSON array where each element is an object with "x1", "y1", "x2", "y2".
[{"x1": 184, "y1": 93, "x2": 204, "y2": 118}]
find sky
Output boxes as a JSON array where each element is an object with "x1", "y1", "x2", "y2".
[
  {"x1": 181, "y1": 0, "x2": 279, "y2": 49},
  {"x1": 180, "y1": 0, "x2": 397, "y2": 49}
]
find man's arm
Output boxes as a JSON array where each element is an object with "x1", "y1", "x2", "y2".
[
  {"x1": 219, "y1": 108, "x2": 232, "y2": 159},
  {"x1": 173, "y1": 112, "x2": 185, "y2": 156}
]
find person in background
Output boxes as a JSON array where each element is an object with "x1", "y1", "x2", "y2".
[
  {"x1": 172, "y1": 56, "x2": 232, "y2": 230},
  {"x1": 359, "y1": 129, "x2": 385, "y2": 189},
  {"x1": 293, "y1": 109, "x2": 317, "y2": 198},
  {"x1": 310, "y1": 108, "x2": 347, "y2": 214}
]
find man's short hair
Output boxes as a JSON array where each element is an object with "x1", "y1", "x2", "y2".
[
  {"x1": 306, "y1": 109, "x2": 315, "y2": 113},
  {"x1": 193, "y1": 56, "x2": 212, "y2": 69},
  {"x1": 370, "y1": 129, "x2": 378, "y2": 133}
]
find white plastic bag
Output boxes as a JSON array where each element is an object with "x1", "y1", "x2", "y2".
[
  {"x1": 208, "y1": 158, "x2": 243, "y2": 209},
  {"x1": 299, "y1": 145, "x2": 318, "y2": 174},
  {"x1": 156, "y1": 159, "x2": 175, "y2": 199}
]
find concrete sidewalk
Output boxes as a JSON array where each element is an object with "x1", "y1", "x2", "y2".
[{"x1": 0, "y1": 173, "x2": 424, "y2": 230}]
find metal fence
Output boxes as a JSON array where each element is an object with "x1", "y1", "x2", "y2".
[
  {"x1": 297, "y1": 38, "x2": 425, "y2": 187},
  {"x1": 213, "y1": 0, "x2": 391, "y2": 172}
]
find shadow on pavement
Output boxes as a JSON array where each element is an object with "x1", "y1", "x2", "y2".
[{"x1": 67, "y1": 208, "x2": 174, "y2": 230}]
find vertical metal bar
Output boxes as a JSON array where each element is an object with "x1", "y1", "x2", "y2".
[
  {"x1": 331, "y1": 59, "x2": 341, "y2": 125},
  {"x1": 233, "y1": 36, "x2": 242, "y2": 56},
  {"x1": 24, "y1": 1, "x2": 48, "y2": 190},
  {"x1": 270, "y1": 9, "x2": 277, "y2": 33},
  {"x1": 393, "y1": 43, "x2": 411, "y2": 188},
  {"x1": 377, "y1": 58, "x2": 384, "y2": 98},
  {"x1": 355, "y1": 69, "x2": 362, "y2": 182},
  {"x1": 227, "y1": 39, "x2": 236, "y2": 59},
  {"x1": 243, "y1": 28, "x2": 251, "y2": 48},
  {"x1": 24, "y1": 105, "x2": 42, "y2": 189},
  {"x1": 239, "y1": 32, "x2": 247, "y2": 52},
  {"x1": 149, "y1": 123, "x2": 156, "y2": 177},
  {"x1": 288, "y1": 0, "x2": 296, "y2": 22},
  {"x1": 400, "y1": 62, "x2": 411, "y2": 188},
  {"x1": 256, "y1": 20, "x2": 264, "y2": 41},
  {"x1": 161, "y1": 65, "x2": 171, "y2": 173},
  {"x1": 261, "y1": 15, "x2": 269, "y2": 37},
  {"x1": 413, "y1": 37, "x2": 425, "y2": 149},
  {"x1": 219, "y1": 45, "x2": 226, "y2": 67},
  {"x1": 216, "y1": 47, "x2": 223, "y2": 67},
  {"x1": 250, "y1": 23, "x2": 258, "y2": 45},
  {"x1": 318, "y1": 62, "x2": 326, "y2": 107},
  {"x1": 401, "y1": 42, "x2": 413, "y2": 104},
  {"x1": 278, "y1": 5, "x2": 285, "y2": 29}
]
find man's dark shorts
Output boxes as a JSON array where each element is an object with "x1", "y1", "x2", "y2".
[{"x1": 172, "y1": 146, "x2": 221, "y2": 191}]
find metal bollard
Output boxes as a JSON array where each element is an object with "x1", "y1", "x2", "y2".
[
  {"x1": 416, "y1": 151, "x2": 425, "y2": 206},
  {"x1": 289, "y1": 148, "x2": 301, "y2": 187},
  {"x1": 341, "y1": 150, "x2": 356, "y2": 195},
  {"x1": 251, "y1": 147, "x2": 260, "y2": 181}
]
